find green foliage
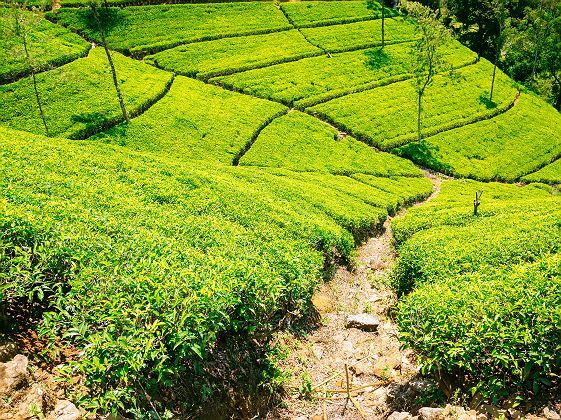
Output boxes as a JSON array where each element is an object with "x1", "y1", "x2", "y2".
[
  {"x1": 211, "y1": 40, "x2": 476, "y2": 108},
  {"x1": 93, "y1": 76, "x2": 287, "y2": 164},
  {"x1": 145, "y1": 30, "x2": 321, "y2": 80},
  {"x1": 395, "y1": 92, "x2": 561, "y2": 181},
  {"x1": 522, "y1": 158, "x2": 561, "y2": 185},
  {"x1": 0, "y1": 48, "x2": 173, "y2": 138},
  {"x1": 309, "y1": 59, "x2": 518, "y2": 150},
  {"x1": 0, "y1": 122, "x2": 432, "y2": 411},
  {"x1": 240, "y1": 110, "x2": 422, "y2": 177},
  {"x1": 279, "y1": 0, "x2": 396, "y2": 28},
  {"x1": 48, "y1": 3, "x2": 292, "y2": 56},
  {"x1": 300, "y1": 17, "x2": 418, "y2": 52},
  {"x1": 0, "y1": 7, "x2": 90, "y2": 83},
  {"x1": 393, "y1": 179, "x2": 561, "y2": 402}
]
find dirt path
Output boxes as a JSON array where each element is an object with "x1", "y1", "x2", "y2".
[{"x1": 270, "y1": 172, "x2": 442, "y2": 420}]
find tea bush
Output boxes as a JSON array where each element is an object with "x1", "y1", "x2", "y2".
[
  {"x1": 240, "y1": 110, "x2": 422, "y2": 177},
  {"x1": 145, "y1": 30, "x2": 322, "y2": 80},
  {"x1": 48, "y1": 3, "x2": 292, "y2": 56},
  {"x1": 522, "y1": 158, "x2": 561, "y2": 185},
  {"x1": 211, "y1": 41, "x2": 476, "y2": 108},
  {"x1": 309, "y1": 59, "x2": 518, "y2": 150},
  {"x1": 393, "y1": 180, "x2": 561, "y2": 401},
  {"x1": 93, "y1": 76, "x2": 287, "y2": 164},
  {"x1": 395, "y1": 93, "x2": 561, "y2": 182},
  {"x1": 300, "y1": 18, "x2": 417, "y2": 52},
  {"x1": 0, "y1": 124, "x2": 432, "y2": 411},
  {"x1": 0, "y1": 7, "x2": 90, "y2": 83},
  {"x1": 0, "y1": 48, "x2": 173, "y2": 138},
  {"x1": 279, "y1": 0, "x2": 395, "y2": 28}
]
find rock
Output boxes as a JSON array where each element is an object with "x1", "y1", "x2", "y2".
[
  {"x1": 0, "y1": 354, "x2": 29, "y2": 394},
  {"x1": 341, "y1": 340, "x2": 354, "y2": 354},
  {"x1": 0, "y1": 342, "x2": 19, "y2": 363},
  {"x1": 418, "y1": 407, "x2": 444, "y2": 420},
  {"x1": 544, "y1": 407, "x2": 561, "y2": 420},
  {"x1": 311, "y1": 293, "x2": 333, "y2": 314},
  {"x1": 479, "y1": 404, "x2": 508, "y2": 419},
  {"x1": 47, "y1": 400, "x2": 81, "y2": 420},
  {"x1": 311, "y1": 416, "x2": 323, "y2": 420},
  {"x1": 311, "y1": 345, "x2": 324, "y2": 360},
  {"x1": 388, "y1": 411, "x2": 413, "y2": 420},
  {"x1": 345, "y1": 314, "x2": 380, "y2": 332},
  {"x1": 13, "y1": 383, "x2": 45, "y2": 419},
  {"x1": 508, "y1": 408, "x2": 523, "y2": 420}
]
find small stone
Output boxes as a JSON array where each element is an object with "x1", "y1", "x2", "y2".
[
  {"x1": 312, "y1": 345, "x2": 324, "y2": 360},
  {"x1": 47, "y1": 400, "x2": 81, "y2": 420},
  {"x1": 0, "y1": 354, "x2": 29, "y2": 395},
  {"x1": 345, "y1": 314, "x2": 380, "y2": 332},
  {"x1": 508, "y1": 408, "x2": 523, "y2": 420},
  {"x1": 0, "y1": 342, "x2": 19, "y2": 363},
  {"x1": 341, "y1": 340, "x2": 354, "y2": 354},
  {"x1": 418, "y1": 407, "x2": 444, "y2": 420},
  {"x1": 311, "y1": 293, "x2": 333, "y2": 314},
  {"x1": 479, "y1": 404, "x2": 508, "y2": 419},
  {"x1": 544, "y1": 407, "x2": 561, "y2": 420},
  {"x1": 387, "y1": 411, "x2": 413, "y2": 420}
]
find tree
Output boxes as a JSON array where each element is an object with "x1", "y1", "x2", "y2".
[
  {"x1": 489, "y1": 0, "x2": 508, "y2": 102},
  {"x1": 5, "y1": 2, "x2": 50, "y2": 136},
  {"x1": 539, "y1": 1, "x2": 561, "y2": 109},
  {"x1": 87, "y1": 0, "x2": 130, "y2": 123},
  {"x1": 401, "y1": 1, "x2": 451, "y2": 141},
  {"x1": 367, "y1": 0, "x2": 387, "y2": 47}
]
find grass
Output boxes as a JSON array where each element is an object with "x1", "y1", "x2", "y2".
[
  {"x1": 47, "y1": 3, "x2": 292, "y2": 56},
  {"x1": 395, "y1": 93, "x2": 561, "y2": 182},
  {"x1": 522, "y1": 158, "x2": 561, "y2": 185},
  {"x1": 392, "y1": 179, "x2": 561, "y2": 401},
  {"x1": 239, "y1": 110, "x2": 422, "y2": 177},
  {"x1": 211, "y1": 41, "x2": 477, "y2": 108},
  {"x1": 300, "y1": 17, "x2": 418, "y2": 52},
  {"x1": 93, "y1": 76, "x2": 287, "y2": 164},
  {"x1": 279, "y1": 0, "x2": 397, "y2": 28},
  {"x1": 309, "y1": 59, "x2": 519, "y2": 150},
  {"x1": 0, "y1": 124, "x2": 434, "y2": 411},
  {"x1": 145, "y1": 30, "x2": 322, "y2": 80},
  {"x1": 0, "y1": 7, "x2": 90, "y2": 83},
  {"x1": 0, "y1": 48, "x2": 173, "y2": 138}
]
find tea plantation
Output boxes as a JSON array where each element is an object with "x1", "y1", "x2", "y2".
[{"x1": 1, "y1": 0, "x2": 561, "y2": 416}]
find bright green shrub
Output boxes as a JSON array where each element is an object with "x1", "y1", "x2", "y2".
[
  {"x1": 211, "y1": 41, "x2": 477, "y2": 108},
  {"x1": 522, "y1": 158, "x2": 561, "y2": 185},
  {"x1": 0, "y1": 7, "x2": 90, "y2": 84},
  {"x1": 145, "y1": 30, "x2": 322, "y2": 80},
  {"x1": 399, "y1": 256, "x2": 561, "y2": 402},
  {"x1": 0, "y1": 124, "x2": 433, "y2": 411},
  {"x1": 0, "y1": 48, "x2": 173, "y2": 138},
  {"x1": 309, "y1": 59, "x2": 519, "y2": 150},
  {"x1": 239, "y1": 110, "x2": 422, "y2": 176},
  {"x1": 395, "y1": 93, "x2": 561, "y2": 182},
  {"x1": 300, "y1": 17, "x2": 417, "y2": 52},
  {"x1": 93, "y1": 76, "x2": 287, "y2": 164},
  {"x1": 393, "y1": 179, "x2": 561, "y2": 402},
  {"x1": 279, "y1": 0, "x2": 396, "y2": 28},
  {"x1": 48, "y1": 3, "x2": 292, "y2": 56}
]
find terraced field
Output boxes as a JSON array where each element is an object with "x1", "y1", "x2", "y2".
[{"x1": 1, "y1": 0, "x2": 561, "y2": 416}]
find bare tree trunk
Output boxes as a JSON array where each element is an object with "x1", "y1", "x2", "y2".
[
  {"x1": 490, "y1": 39, "x2": 500, "y2": 102},
  {"x1": 17, "y1": 12, "x2": 50, "y2": 137},
  {"x1": 417, "y1": 91, "x2": 422, "y2": 142},
  {"x1": 530, "y1": 0, "x2": 544, "y2": 87},
  {"x1": 381, "y1": 0, "x2": 385, "y2": 48},
  {"x1": 92, "y1": 4, "x2": 130, "y2": 123}
]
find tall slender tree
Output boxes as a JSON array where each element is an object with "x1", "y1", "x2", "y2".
[
  {"x1": 367, "y1": 0, "x2": 386, "y2": 47},
  {"x1": 489, "y1": 0, "x2": 508, "y2": 102},
  {"x1": 401, "y1": 0, "x2": 451, "y2": 142},
  {"x1": 7, "y1": 2, "x2": 50, "y2": 136},
  {"x1": 88, "y1": 0, "x2": 130, "y2": 123}
]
